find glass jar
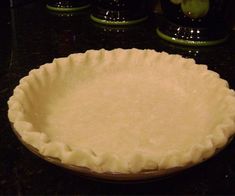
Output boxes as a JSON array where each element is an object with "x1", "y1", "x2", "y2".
[
  {"x1": 91, "y1": 0, "x2": 148, "y2": 25},
  {"x1": 157, "y1": 0, "x2": 230, "y2": 46}
]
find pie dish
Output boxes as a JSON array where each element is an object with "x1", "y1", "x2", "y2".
[{"x1": 8, "y1": 49, "x2": 235, "y2": 179}]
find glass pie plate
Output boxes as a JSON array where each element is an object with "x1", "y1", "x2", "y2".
[
  {"x1": 10, "y1": 124, "x2": 234, "y2": 181},
  {"x1": 8, "y1": 49, "x2": 235, "y2": 181}
]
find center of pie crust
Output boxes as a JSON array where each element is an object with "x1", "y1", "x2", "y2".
[{"x1": 34, "y1": 63, "x2": 220, "y2": 160}]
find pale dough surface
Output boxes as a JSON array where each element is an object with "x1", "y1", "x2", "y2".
[{"x1": 38, "y1": 65, "x2": 218, "y2": 160}]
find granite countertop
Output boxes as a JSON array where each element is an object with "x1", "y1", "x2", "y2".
[{"x1": 1, "y1": 1, "x2": 235, "y2": 194}]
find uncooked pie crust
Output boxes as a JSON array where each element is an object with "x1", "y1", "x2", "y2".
[{"x1": 8, "y1": 49, "x2": 235, "y2": 174}]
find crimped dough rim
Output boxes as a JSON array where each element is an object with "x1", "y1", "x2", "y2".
[{"x1": 8, "y1": 48, "x2": 235, "y2": 174}]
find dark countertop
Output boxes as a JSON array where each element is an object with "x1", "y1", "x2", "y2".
[{"x1": 1, "y1": 1, "x2": 235, "y2": 194}]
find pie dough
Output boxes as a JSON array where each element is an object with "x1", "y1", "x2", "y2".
[{"x1": 8, "y1": 49, "x2": 235, "y2": 173}]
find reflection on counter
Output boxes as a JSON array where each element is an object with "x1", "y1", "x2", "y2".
[
  {"x1": 83, "y1": 20, "x2": 153, "y2": 50},
  {"x1": 46, "y1": 0, "x2": 90, "y2": 12},
  {"x1": 157, "y1": 37, "x2": 229, "y2": 60},
  {"x1": 47, "y1": 10, "x2": 83, "y2": 56}
]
